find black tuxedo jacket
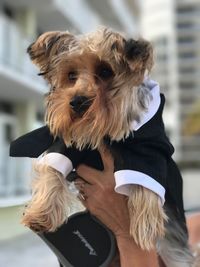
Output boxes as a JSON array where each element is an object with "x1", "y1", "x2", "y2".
[{"x1": 10, "y1": 94, "x2": 186, "y2": 226}]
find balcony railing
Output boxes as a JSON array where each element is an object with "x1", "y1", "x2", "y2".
[{"x1": 0, "y1": 13, "x2": 45, "y2": 86}]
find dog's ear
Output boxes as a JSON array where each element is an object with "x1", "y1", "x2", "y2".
[
  {"x1": 124, "y1": 39, "x2": 153, "y2": 76},
  {"x1": 27, "y1": 31, "x2": 75, "y2": 73}
]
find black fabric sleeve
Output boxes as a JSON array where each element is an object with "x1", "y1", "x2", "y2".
[
  {"x1": 9, "y1": 125, "x2": 87, "y2": 168},
  {"x1": 10, "y1": 126, "x2": 54, "y2": 158},
  {"x1": 112, "y1": 137, "x2": 172, "y2": 188},
  {"x1": 111, "y1": 94, "x2": 174, "y2": 189}
]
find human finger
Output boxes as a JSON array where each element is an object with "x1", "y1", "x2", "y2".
[
  {"x1": 75, "y1": 180, "x2": 94, "y2": 197},
  {"x1": 76, "y1": 190, "x2": 90, "y2": 210},
  {"x1": 99, "y1": 146, "x2": 114, "y2": 173},
  {"x1": 74, "y1": 178, "x2": 87, "y2": 186},
  {"x1": 77, "y1": 192, "x2": 87, "y2": 201},
  {"x1": 74, "y1": 179, "x2": 87, "y2": 192},
  {"x1": 76, "y1": 164, "x2": 101, "y2": 185},
  {"x1": 74, "y1": 182, "x2": 85, "y2": 193}
]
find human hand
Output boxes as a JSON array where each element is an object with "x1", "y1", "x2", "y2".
[
  {"x1": 75, "y1": 150, "x2": 158, "y2": 267},
  {"x1": 75, "y1": 148, "x2": 130, "y2": 238},
  {"x1": 75, "y1": 148, "x2": 159, "y2": 267}
]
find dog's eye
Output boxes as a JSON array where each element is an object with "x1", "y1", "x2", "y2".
[
  {"x1": 68, "y1": 71, "x2": 77, "y2": 82},
  {"x1": 96, "y1": 63, "x2": 114, "y2": 80}
]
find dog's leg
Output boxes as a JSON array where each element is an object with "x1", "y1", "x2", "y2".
[
  {"x1": 157, "y1": 209, "x2": 194, "y2": 267},
  {"x1": 128, "y1": 185, "x2": 167, "y2": 251},
  {"x1": 21, "y1": 163, "x2": 72, "y2": 232}
]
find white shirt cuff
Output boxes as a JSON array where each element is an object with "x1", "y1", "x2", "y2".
[
  {"x1": 38, "y1": 152, "x2": 73, "y2": 177},
  {"x1": 114, "y1": 170, "x2": 165, "y2": 204}
]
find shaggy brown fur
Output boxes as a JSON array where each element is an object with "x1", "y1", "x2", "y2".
[
  {"x1": 22, "y1": 163, "x2": 73, "y2": 232},
  {"x1": 128, "y1": 186, "x2": 168, "y2": 250},
  {"x1": 23, "y1": 27, "x2": 172, "y2": 255},
  {"x1": 29, "y1": 28, "x2": 153, "y2": 149}
]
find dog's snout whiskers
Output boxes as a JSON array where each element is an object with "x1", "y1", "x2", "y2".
[{"x1": 70, "y1": 95, "x2": 93, "y2": 115}]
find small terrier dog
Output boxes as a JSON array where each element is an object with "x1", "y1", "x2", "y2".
[{"x1": 13, "y1": 27, "x2": 196, "y2": 266}]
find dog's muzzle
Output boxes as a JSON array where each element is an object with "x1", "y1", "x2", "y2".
[{"x1": 70, "y1": 96, "x2": 92, "y2": 115}]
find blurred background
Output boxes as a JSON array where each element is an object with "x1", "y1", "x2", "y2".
[{"x1": 0, "y1": 0, "x2": 199, "y2": 266}]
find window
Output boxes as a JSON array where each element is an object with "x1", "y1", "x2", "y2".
[
  {"x1": 178, "y1": 51, "x2": 196, "y2": 59},
  {"x1": 179, "y1": 81, "x2": 196, "y2": 89},
  {"x1": 153, "y1": 37, "x2": 168, "y2": 48},
  {"x1": 179, "y1": 66, "x2": 195, "y2": 74},
  {"x1": 0, "y1": 102, "x2": 14, "y2": 114},
  {"x1": 157, "y1": 53, "x2": 168, "y2": 61},
  {"x1": 176, "y1": 5, "x2": 196, "y2": 14},
  {"x1": 177, "y1": 21, "x2": 194, "y2": 29},
  {"x1": 178, "y1": 36, "x2": 195, "y2": 44},
  {"x1": 2, "y1": 4, "x2": 15, "y2": 20}
]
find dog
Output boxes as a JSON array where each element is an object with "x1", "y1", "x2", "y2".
[{"x1": 10, "y1": 27, "x2": 197, "y2": 266}]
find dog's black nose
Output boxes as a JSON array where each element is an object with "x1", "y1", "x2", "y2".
[
  {"x1": 70, "y1": 96, "x2": 90, "y2": 114},
  {"x1": 70, "y1": 96, "x2": 88, "y2": 108}
]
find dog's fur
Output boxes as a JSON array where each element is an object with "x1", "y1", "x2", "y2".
[{"x1": 22, "y1": 27, "x2": 197, "y2": 266}]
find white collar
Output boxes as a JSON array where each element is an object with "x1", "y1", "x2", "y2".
[{"x1": 131, "y1": 79, "x2": 161, "y2": 131}]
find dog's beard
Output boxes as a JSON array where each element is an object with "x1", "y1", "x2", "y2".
[{"x1": 45, "y1": 82, "x2": 151, "y2": 150}]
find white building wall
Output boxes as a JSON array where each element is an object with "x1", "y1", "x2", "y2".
[
  {"x1": 140, "y1": 0, "x2": 200, "y2": 163},
  {"x1": 140, "y1": 0, "x2": 181, "y2": 159},
  {"x1": 0, "y1": 7, "x2": 44, "y2": 204}
]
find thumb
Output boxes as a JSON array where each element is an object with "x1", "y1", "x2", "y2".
[{"x1": 99, "y1": 146, "x2": 114, "y2": 173}]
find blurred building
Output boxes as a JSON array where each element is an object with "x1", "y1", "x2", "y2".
[
  {"x1": 0, "y1": 0, "x2": 138, "y2": 239},
  {"x1": 140, "y1": 0, "x2": 200, "y2": 165}
]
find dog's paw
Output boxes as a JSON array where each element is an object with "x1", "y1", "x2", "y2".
[{"x1": 128, "y1": 185, "x2": 167, "y2": 250}]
